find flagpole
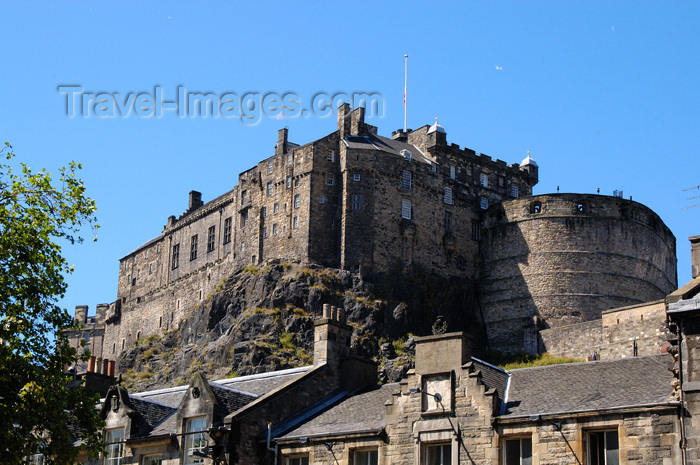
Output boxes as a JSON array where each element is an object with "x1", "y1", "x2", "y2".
[{"x1": 404, "y1": 54, "x2": 408, "y2": 133}]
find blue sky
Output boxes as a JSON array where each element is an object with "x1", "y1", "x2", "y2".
[{"x1": 1, "y1": 2, "x2": 698, "y2": 316}]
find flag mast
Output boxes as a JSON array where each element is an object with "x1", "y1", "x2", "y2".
[{"x1": 404, "y1": 54, "x2": 408, "y2": 133}]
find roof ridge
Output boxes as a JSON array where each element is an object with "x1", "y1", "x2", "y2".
[{"x1": 508, "y1": 353, "x2": 670, "y2": 372}]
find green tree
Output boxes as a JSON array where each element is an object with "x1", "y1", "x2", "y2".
[{"x1": 0, "y1": 142, "x2": 103, "y2": 464}]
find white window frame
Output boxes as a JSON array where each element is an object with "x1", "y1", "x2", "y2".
[
  {"x1": 294, "y1": 194, "x2": 301, "y2": 209},
  {"x1": 444, "y1": 187, "x2": 453, "y2": 205},
  {"x1": 184, "y1": 416, "x2": 207, "y2": 465},
  {"x1": 401, "y1": 199, "x2": 412, "y2": 220},
  {"x1": 503, "y1": 437, "x2": 532, "y2": 465},
  {"x1": 267, "y1": 160, "x2": 274, "y2": 174},
  {"x1": 424, "y1": 443, "x2": 451, "y2": 465},
  {"x1": 401, "y1": 149, "x2": 412, "y2": 161},
  {"x1": 267, "y1": 181, "x2": 273, "y2": 196},
  {"x1": 286, "y1": 455, "x2": 309, "y2": 465},
  {"x1": 142, "y1": 455, "x2": 163, "y2": 465},
  {"x1": 293, "y1": 216, "x2": 298, "y2": 229},
  {"x1": 327, "y1": 150, "x2": 335, "y2": 162},
  {"x1": 286, "y1": 176, "x2": 292, "y2": 189},
  {"x1": 480, "y1": 173, "x2": 489, "y2": 188},
  {"x1": 449, "y1": 165, "x2": 456, "y2": 180},
  {"x1": 353, "y1": 449, "x2": 378, "y2": 465},
  {"x1": 402, "y1": 170, "x2": 412, "y2": 190},
  {"x1": 587, "y1": 430, "x2": 619, "y2": 465},
  {"x1": 104, "y1": 428, "x2": 124, "y2": 465}
]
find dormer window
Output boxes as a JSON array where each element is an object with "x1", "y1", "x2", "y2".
[
  {"x1": 104, "y1": 428, "x2": 124, "y2": 465},
  {"x1": 184, "y1": 416, "x2": 207, "y2": 465},
  {"x1": 401, "y1": 149, "x2": 412, "y2": 162}
]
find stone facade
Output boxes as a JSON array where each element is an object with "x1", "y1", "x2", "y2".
[
  {"x1": 480, "y1": 193, "x2": 677, "y2": 352},
  {"x1": 540, "y1": 300, "x2": 673, "y2": 360},
  {"x1": 74, "y1": 107, "x2": 678, "y2": 364}
]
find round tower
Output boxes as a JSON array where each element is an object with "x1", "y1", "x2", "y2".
[{"x1": 479, "y1": 193, "x2": 677, "y2": 353}]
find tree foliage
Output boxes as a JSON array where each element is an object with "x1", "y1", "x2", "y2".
[{"x1": 0, "y1": 142, "x2": 103, "y2": 464}]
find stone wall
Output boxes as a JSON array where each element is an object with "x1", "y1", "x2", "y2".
[
  {"x1": 540, "y1": 300, "x2": 672, "y2": 360},
  {"x1": 480, "y1": 194, "x2": 677, "y2": 352}
]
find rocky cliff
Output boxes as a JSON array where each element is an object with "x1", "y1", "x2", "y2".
[{"x1": 118, "y1": 260, "x2": 481, "y2": 392}]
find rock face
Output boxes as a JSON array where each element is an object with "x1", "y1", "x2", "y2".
[{"x1": 118, "y1": 261, "x2": 480, "y2": 392}]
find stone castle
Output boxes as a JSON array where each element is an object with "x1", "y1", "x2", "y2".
[{"x1": 70, "y1": 105, "x2": 678, "y2": 372}]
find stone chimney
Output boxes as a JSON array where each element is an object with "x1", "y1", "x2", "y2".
[
  {"x1": 276, "y1": 128, "x2": 288, "y2": 157},
  {"x1": 691, "y1": 235, "x2": 700, "y2": 279},
  {"x1": 75, "y1": 305, "x2": 88, "y2": 324},
  {"x1": 96, "y1": 303, "x2": 109, "y2": 324},
  {"x1": 337, "y1": 103, "x2": 352, "y2": 140},
  {"x1": 188, "y1": 190, "x2": 203, "y2": 211},
  {"x1": 414, "y1": 332, "x2": 472, "y2": 376},
  {"x1": 313, "y1": 303, "x2": 351, "y2": 367},
  {"x1": 350, "y1": 106, "x2": 365, "y2": 136}
]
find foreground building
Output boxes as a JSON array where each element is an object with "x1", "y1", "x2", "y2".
[{"x1": 82, "y1": 303, "x2": 684, "y2": 465}]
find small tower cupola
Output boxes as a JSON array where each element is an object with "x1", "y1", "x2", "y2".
[
  {"x1": 426, "y1": 117, "x2": 447, "y2": 147},
  {"x1": 520, "y1": 151, "x2": 539, "y2": 187},
  {"x1": 521, "y1": 150, "x2": 538, "y2": 167}
]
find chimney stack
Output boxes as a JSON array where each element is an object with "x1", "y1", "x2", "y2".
[
  {"x1": 188, "y1": 191, "x2": 203, "y2": 211},
  {"x1": 691, "y1": 235, "x2": 700, "y2": 279}
]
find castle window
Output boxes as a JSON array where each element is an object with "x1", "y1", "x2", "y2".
[
  {"x1": 122, "y1": 339, "x2": 125, "y2": 350},
  {"x1": 263, "y1": 227, "x2": 268, "y2": 238},
  {"x1": 267, "y1": 160, "x2": 274, "y2": 174},
  {"x1": 295, "y1": 177, "x2": 300, "y2": 187},
  {"x1": 267, "y1": 182, "x2": 273, "y2": 196},
  {"x1": 471, "y1": 219, "x2": 481, "y2": 241},
  {"x1": 104, "y1": 428, "x2": 124, "y2": 465},
  {"x1": 293, "y1": 216, "x2": 298, "y2": 229},
  {"x1": 445, "y1": 211, "x2": 452, "y2": 233},
  {"x1": 352, "y1": 194, "x2": 362, "y2": 211},
  {"x1": 444, "y1": 187, "x2": 453, "y2": 205},
  {"x1": 286, "y1": 176, "x2": 292, "y2": 189},
  {"x1": 157, "y1": 243, "x2": 161, "y2": 254},
  {"x1": 262, "y1": 206, "x2": 267, "y2": 217},
  {"x1": 327, "y1": 150, "x2": 335, "y2": 162},
  {"x1": 207, "y1": 226, "x2": 215, "y2": 252},
  {"x1": 575, "y1": 201, "x2": 588, "y2": 213},
  {"x1": 190, "y1": 235, "x2": 198, "y2": 261},
  {"x1": 498, "y1": 175, "x2": 506, "y2": 188},
  {"x1": 241, "y1": 190, "x2": 248, "y2": 204},
  {"x1": 241, "y1": 211, "x2": 248, "y2": 228},
  {"x1": 401, "y1": 149, "x2": 412, "y2": 161},
  {"x1": 353, "y1": 449, "x2": 378, "y2": 465},
  {"x1": 319, "y1": 195, "x2": 326, "y2": 204},
  {"x1": 137, "y1": 269, "x2": 141, "y2": 278},
  {"x1": 480, "y1": 173, "x2": 489, "y2": 188},
  {"x1": 223, "y1": 217, "x2": 232, "y2": 244},
  {"x1": 431, "y1": 162, "x2": 437, "y2": 173},
  {"x1": 480, "y1": 197, "x2": 489, "y2": 210},
  {"x1": 503, "y1": 437, "x2": 532, "y2": 465},
  {"x1": 531, "y1": 201, "x2": 542, "y2": 214},
  {"x1": 450, "y1": 165, "x2": 456, "y2": 180},
  {"x1": 326, "y1": 173, "x2": 335, "y2": 185},
  {"x1": 112, "y1": 343, "x2": 116, "y2": 354},
  {"x1": 287, "y1": 153, "x2": 293, "y2": 165},
  {"x1": 274, "y1": 203, "x2": 280, "y2": 214},
  {"x1": 587, "y1": 430, "x2": 618, "y2": 465},
  {"x1": 401, "y1": 199, "x2": 412, "y2": 220},
  {"x1": 149, "y1": 264, "x2": 153, "y2": 274},
  {"x1": 145, "y1": 250, "x2": 148, "y2": 259},
  {"x1": 294, "y1": 194, "x2": 301, "y2": 209},
  {"x1": 354, "y1": 173, "x2": 361, "y2": 182},
  {"x1": 402, "y1": 170, "x2": 412, "y2": 190},
  {"x1": 273, "y1": 224, "x2": 278, "y2": 235},
  {"x1": 184, "y1": 416, "x2": 207, "y2": 465},
  {"x1": 143, "y1": 455, "x2": 163, "y2": 465},
  {"x1": 511, "y1": 185, "x2": 519, "y2": 198},
  {"x1": 171, "y1": 244, "x2": 180, "y2": 270},
  {"x1": 241, "y1": 242, "x2": 245, "y2": 252}
]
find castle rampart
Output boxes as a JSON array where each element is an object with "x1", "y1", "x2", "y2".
[{"x1": 480, "y1": 193, "x2": 677, "y2": 352}]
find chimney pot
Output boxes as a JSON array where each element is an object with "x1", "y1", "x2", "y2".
[{"x1": 323, "y1": 304, "x2": 331, "y2": 319}]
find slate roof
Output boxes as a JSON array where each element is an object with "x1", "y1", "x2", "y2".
[
  {"x1": 502, "y1": 354, "x2": 676, "y2": 418},
  {"x1": 343, "y1": 133, "x2": 433, "y2": 165},
  {"x1": 214, "y1": 366, "x2": 311, "y2": 395},
  {"x1": 472, "y1": 357, "x2": 508, "y2": 402},
  {"x1": 129, "y1": 396, "x2": 177, "y2": 432},
  {"x1": 278, "y1": 383, "x2": 399, "y2": 441}
]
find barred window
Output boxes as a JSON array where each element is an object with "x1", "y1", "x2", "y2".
[
  {"x1": 171, "y1": 244, "x2": 180, "y2": 269},
  {"x1": 402, "y1": 170, "x2": 412, "y2": 190},
  {"x1": 444, "y1": 187, "x2": 453, "y2": 205},
  {"x1": 207, "y1": 226, "x2": 215, "y2": 252},
  {"x1": 401, "y1": 199, "x2": 412, "y2": 220},
  {"x1": 190, "y1": 235, "x2": 198, "y2": 261},
  {"x1": 223, "y1": 217, "x2": 232, "y2": 244}
]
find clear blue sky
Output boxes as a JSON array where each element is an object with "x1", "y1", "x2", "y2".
[{"x1": 2, "y1": 2, "x2": 698, "y2": 316}]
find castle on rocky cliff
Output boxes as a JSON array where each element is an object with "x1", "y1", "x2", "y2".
[{"x1": 69, "y1": 105, "x2": 678, "y2": 373}]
